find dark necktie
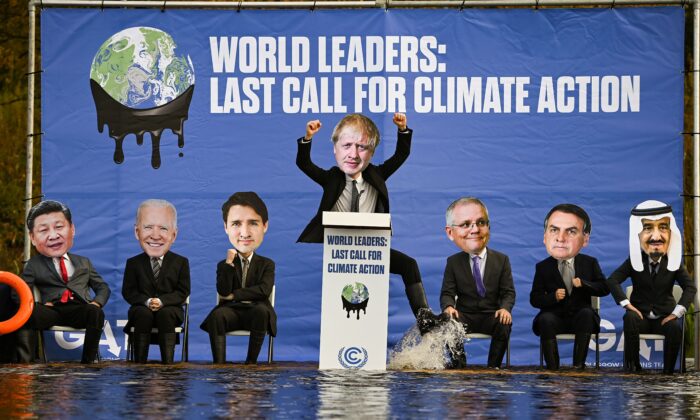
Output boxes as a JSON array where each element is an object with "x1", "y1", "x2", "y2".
[
  {"x1": 151, "y1": 257, "x2": 161, "y2": 281},
  {"x1": 559, "y1": 260, "x2": 573, "y2": 295},
  {"x1": 472, "y1": 255, "x2": 486, "y2": 297},
  {"x1": 650, "y1": 262, "x2": 659, "y2": 280},
  {"x1": 351, "y1": 180, "x2": 360, "y2": 212},
  {"x1": 58, "y1": 257, "x2": 73, "y2": 303},
  {"x1": 241, "y1": 258, "x2": 250, "y2": 288}
]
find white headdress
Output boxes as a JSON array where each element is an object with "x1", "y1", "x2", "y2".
[{"x1": 628, "y1": 200, "x2": 681, "y2": 272}]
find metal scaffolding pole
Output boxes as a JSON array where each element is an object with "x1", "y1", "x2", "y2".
[
  {"x1": 29, "y1": 0, "x2": 687, "y2": 8},
  {"x1": 694, "y1": 0, "x2": 700, "y2": 371},
  {"x1": 23, "y1": 2, "x2": 37, "y2": 264}
]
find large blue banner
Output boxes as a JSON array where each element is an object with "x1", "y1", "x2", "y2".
[{"x1": 41, "y1": 7, "x2": 684, "y2": 365}]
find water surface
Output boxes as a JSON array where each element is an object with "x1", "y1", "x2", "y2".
[{"x1": 0, "y1": 363, "x2": 698, "y2": 418}]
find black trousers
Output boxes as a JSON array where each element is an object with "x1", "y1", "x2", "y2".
[
  {"x1": 535, "y1": 307, "x2": 598, "y2": 340},
  {"x1": 458, "y1": 312, "x2": 511, "y2": 340},
  {"x1": 24, "y1": 301, "x2": 104, "y2": 331},
  {"x1": 389, "y1": 248, "x2": 421, "y2": 286},
  {"x1": 623, "y1": 311, "x2": 682, "y2": 370},
  {"x1": 458, "y1": 311, "x2": 511, "y2": 366},
  {"x1": 19, "y1": 301, "x2": 104, "y2": 361},
  {"x1": 127, "y1": 305, "x2": 183, "y2": 334},
  {"x1": 202, "y1": 303, "x2": 269, "y2": 336}
]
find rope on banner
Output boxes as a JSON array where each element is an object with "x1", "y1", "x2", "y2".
[
  {"x1": 22, "y1": 194, "x2": 44, "y2": 202},
  {"x1": 161, "y1": 0, "x2": 167, "y2": 12},
  {"x1": 460, "y1": 0, "x2": 467, "y2": 10},
  {"x1": 611, "y1": 0, "x2": 615, "y2": 8},
  {"x1": 39, "y1": 0, "x2": 43, "y2": 10},
  {"x1": 681, "y1": 132, "x2": 700, "y2": 135},
  {"x1": 25, "y1": 70, "x2": 43, "y2": 76},
  {"x1": 100, "y1": 0, "x2": 104, "y2": 11},
  {"x1": 26, "y1": 132, "x2": 44, "y2": 138},
  {"x1": 311, "y1": 0, "x2": 316, "y2": 11},
  {"x1": 535, "y1": 0, "x2": 540, "y2": 10},
  {"x1": 681, "y1": 194, "x2": 700, "y2": 199},
  {"x1": 237, "y1": 0, "x2": 243, "y2": 12}
]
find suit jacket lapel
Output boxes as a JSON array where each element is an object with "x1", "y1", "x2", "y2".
[
  {"x1": 483, "y1": 249, "x2": 495, "y2": 293},
  {"x1": 67, "y1": 253, "x2": 88, "y2": 284},
  {"x1": 458, "y1": 252, "x2": 472, "y2": 287},
  {"x1": 650, "y1": 255, "x2": 669, "y2": 293},
  {"x1": 247, "y1": 254, "x2": 259, "y2": 286},
  {"x1": 573, "y1": 255, "x2": 580, "y2": 279},
  {"x1": 142, "y1": 253, "x2": 156, "y2": 284},
  {"x1": 235, "y1": 255, "x2": 245, "y2": 288},
  {"x1": 43, "y1": 255, "x2": 63, "y2": 284},
  {"x1": 363, "y1": 166, "x2": 388, "y2": 211},
  {"x1": 329, "y1": 169, "x2": 347, "y2": 207}
]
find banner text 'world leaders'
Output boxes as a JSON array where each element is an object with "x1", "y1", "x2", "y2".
[{"x1": 209, "y1": 36, "x2": 640, "y2": 114}]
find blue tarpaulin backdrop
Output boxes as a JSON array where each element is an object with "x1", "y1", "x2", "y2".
[{"x1": 40, "y1": 7, "x2": 684, "y2": 365}]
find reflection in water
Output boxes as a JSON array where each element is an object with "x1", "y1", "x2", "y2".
[
  {"x1": 0, "y1": 363, "x2": 699, "y2": 418},
  {"x1": 0, "y1": 368, "x2": 33, "y2": 418},
  {"x1": 317, "y1": 370, "x2": 390, "y2": 418},
  {"x1": 122, "y1": 367, "x2": 189, "y2": 418}
]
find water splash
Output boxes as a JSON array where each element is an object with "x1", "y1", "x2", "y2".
[{"x1": 388, "y1": 318, "x2": 466, "y2": 370}]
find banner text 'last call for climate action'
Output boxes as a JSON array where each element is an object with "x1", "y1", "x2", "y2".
[{"x1": 209, "y1": 36, "x2": 640, "y2": 115}]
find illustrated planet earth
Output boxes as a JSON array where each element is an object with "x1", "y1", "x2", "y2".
[
  {"x1": 342, "y1": 283, "x2": 369, "y2": 304},
  {"x1": 90, "y1": 26, "x2": 195, "y2": 109}
]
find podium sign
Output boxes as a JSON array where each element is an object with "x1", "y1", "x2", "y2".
[{"x1": 319, "y1": 212, "x2": 391, "y2": 370}]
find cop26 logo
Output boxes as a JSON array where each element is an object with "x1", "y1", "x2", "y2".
[{"x1": 338, "y1": 346, "x2": 369, "y2": 369}]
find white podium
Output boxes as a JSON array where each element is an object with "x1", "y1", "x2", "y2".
[{"x1": 318, "y1": 211, "x2": 391, "y2": 370}]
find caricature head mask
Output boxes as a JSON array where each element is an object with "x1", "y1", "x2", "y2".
[{"x1": 628, "y1": 200, "x2": 681, "y2": 272}]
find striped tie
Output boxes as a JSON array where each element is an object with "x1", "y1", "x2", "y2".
[
  {"x1": 151, "y1": 257, "x2": 161, "y2": 281},
  {"x1": 241, "y1": 258, "x2": 249, "y2": 288}
]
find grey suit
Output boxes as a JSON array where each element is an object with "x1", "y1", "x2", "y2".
[
  {"x1": 16, "y1": 253, "x2": 110, "y2": 363},
  {"x1": 23, "y1": 253, "x2": 110, "y2": 306}
]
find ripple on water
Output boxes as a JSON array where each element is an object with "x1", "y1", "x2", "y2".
[{"x1": 0, "y1": 361, "x2": 699, "y2": 418}]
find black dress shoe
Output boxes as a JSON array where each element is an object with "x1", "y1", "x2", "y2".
[
  {"x1": 624, "y1": 362, "x2": 643, "y2": 373},
  {"x1": 416, "y1": 308, "x2": 441, "y2": 335},
  {"x1": 446, "y1": 346, "x2": 467, "y2": 369}
]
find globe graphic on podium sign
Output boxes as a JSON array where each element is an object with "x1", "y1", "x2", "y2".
[
  {"x1": 342, "y1": 283, "x2": 369, "y2": 304},
  {"x1": 90, "y1": 26, "x2": 194, "y2": 109},
  {"x1": 341, "y1": 282, "x2": 370, "y2": 320}
]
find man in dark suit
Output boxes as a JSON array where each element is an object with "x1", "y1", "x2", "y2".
[
  {"x1": 122, "y1": 199, "x2": 190, "y2": 364},
  {"x1": 16, "y1": 200, "x2": 111, "y2": 363},
  {"x1": 530, "y1": 204, "x2": 609, "y2": 370},
  {"x1": 201, "y1": 192, "x2": 276, "y2": 364},
  {"x1": 297, "y1": 113, "x2": 438, "y2": 333},
  {"x1": 606, "y1": 200, "x2": 696, "y2": 374},
  {"x1": 440, "y1": 197, "x2": 515, "y2": 368}
]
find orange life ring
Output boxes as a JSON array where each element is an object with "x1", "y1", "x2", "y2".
[{"x1": 0, "y1": 271, "x2": 34, "y2": 335}]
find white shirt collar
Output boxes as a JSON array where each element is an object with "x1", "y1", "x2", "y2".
[
  {"x1": 346, "y1": 173, "x2": 364, "y2": 187},
  {"x1": 470, "y1": 248, "x2": 487, "y2": 259}
]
